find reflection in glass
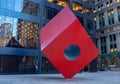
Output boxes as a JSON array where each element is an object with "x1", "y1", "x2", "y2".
[
  {"x1": 47, "y1": 0, "x2": 69, "y2": 7},
  {"x1": 43, "y1": 7, "x2": 59, "y2": 20},
  {"x1": 42, "y1": 57, "x2": 57, "y2": 73},
  {"x1": 117, "y1": 6, "x2": 120, "y2": 21},
  {"x1": 0, "y1": 55, "x2": 38, "y2": 73},
  {"x1": 18, "y1": 19, "x2": 38, "y2": 48},
  {"x1": 0, "y1": 15, "x2": 39, "y2": 49},
  {"x1": 98, "y1": 55, "x2": 120, "y2": 71},
  {"x1": 22, "y1": 0, "x2": 40, "y2": 16},
  {"x1": 0, "y1": 0, "x2": 40, "y2": 16},
  {"x1": 72, "y1": 2, "x2": 92, "y2": 15},
  {"x1": 0, "y1": 0, "x2": 24, "y2": 12},
  {"x1": 0, "y1": 0, "x2": 40, "y2": 49},
  {"x1": 107, "y1": 9, "x2": 114, "y2": 25}
]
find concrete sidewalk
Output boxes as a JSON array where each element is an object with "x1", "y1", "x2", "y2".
[{"x1": 0, "y1": 71, "x2": 119, "y2": 84}]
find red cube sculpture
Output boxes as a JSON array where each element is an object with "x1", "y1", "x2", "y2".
[{"x1": 40, "y1": 7, "x2": 99, "y2": 79}]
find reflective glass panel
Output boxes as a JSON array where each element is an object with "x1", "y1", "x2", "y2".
[
  {"x1": 0, "y1": 55, "x2": 39, "y2": 73},
  {"x1": 0, "y1": 15, "x2": 39, "y2": 49},
  {"x1": 0, "y1": 0, "x2": 40, "y2": 16}
]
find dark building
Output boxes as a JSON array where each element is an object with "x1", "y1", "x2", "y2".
[{"x1": 0, "y1": 0, "x2": 96, "y2": 74}]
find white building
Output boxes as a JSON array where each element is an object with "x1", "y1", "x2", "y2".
[
  {"x1": 93, "y1": 0, "x2": 120, "y2": 54},
  {"x1": 93, "y1": 0, "x2": 120, "y2": 70}
]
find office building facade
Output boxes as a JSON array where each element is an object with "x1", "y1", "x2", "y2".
[
  {"x1": 93, "y1": 0, "x2": 120, "y2": 70},
  {"x1": 0, "y1": 0, "x2": 95, "y2": 74}
]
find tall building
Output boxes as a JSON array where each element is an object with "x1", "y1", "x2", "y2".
[
  {"x1": 93, "y1": 0, "x2": 120, "y2": 71},
  {"x1": 0, "y1": 0, "x2": 95, "y2": 74}
]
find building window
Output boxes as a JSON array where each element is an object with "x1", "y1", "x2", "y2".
[
  {"x1": 43, "y1": 7, "x2": 59, "y2": 20},
  {"x1": 22, "y1": 0, "x2": 40, "y2": 16},
  {"x1": 72, "y1": 2, "x2": 83, "y2": 13},
  {"x1": 101, "y1": 4, "x2": 103, "y2": 9},
  {"x1": 110, "y1": 0, "x2": 113, "y2": 4},
  {"x1": 0, "y1": 15, "x2": 39, "y2": 49},
  {"x1": 109, "y1": 34, "x2": 117, "y2": 52},
  {"x1": 87, "y1": 19, "x2": 93, "y2": 30},
  {"x1": 82, "y1": 0, "x2": 92, "y2": 3},
  {"x1": 98, "y1": 6, "x2": 101, "y2": 11},
  {"x1": 0, "y1": 0, "x2": 40, "y2": 16},
  {"x1": 106, "y1": 0, "x2": 113, "y2": 7},
  {"x1": 72, "y1": 2, "x2": 92, "y2": 15},
  {"x1": 94, "y1": 8, "x2": 96, "y2": 13},
  {"x1": 47, "y1": 0, "x2": 69, "y2": 7},
  {"x1": 42, "y1": 57, "x2": 57, "y2": 73},
  {"x1": 100, "y1": 36, "x2": 107, "y2": 54},
  {"x1": 99, "y1": 12, "x2": 105, "y2": 28},
  {"x1": 95, "y1": 38, "x2": 98, "y2": 47},
  {"x1": 77, "y1": 16, "x2": 84, "y2": 26},
  {"x1": 106, "y1": 1, "x2": 109, "y2": 7},
  {"x1": 83, "y1": 8, "x2": 92, "y2": 15},
  {"x1": 0, "y1": 0, "x2": 24, "y2": 12},
  {"x1": 92, "y1": 1, "x2": 95, "y2": 4},
  {"x1": 117, "y1": 6, "x2": 120, "y2": 22},
  {"x1": 0, "y1": 55, "x2": 38, "y2": 73},
  {"x1": 18, "y1": 19, "x2": 39, "y2": 49},
  {"x1": 94, "y1": 17, "x2": 97, "y2": 29},
  {"x1": 47, "y1": 0, "x2": 53, "y2": 2},
  {"x1": 108, "y1": 9, "x2": 114, "y2": 25}
]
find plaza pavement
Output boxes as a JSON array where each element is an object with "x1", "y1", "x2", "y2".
[{"x1": 0, "y1": 71, "x2": 119, "y2": 84}]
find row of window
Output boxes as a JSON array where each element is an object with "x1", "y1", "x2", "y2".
[
  {"x1": 94, "y1": 0, "x2": 120, "y2": 13},
  {"x1": 43, "y1": 6, "x2": 93, "y2": 31},
  {"x1": 93, "y1": 0, "x2": 104, "y2": 4},
  {"x1": 94, "y1": 6, "x2": 120, "y2": 28},
  {"x1": 0, "y1": 0, "x2": 93, "y2": 18},
  {"x1": 0, "y1": 0, "x2": 40, "y2": 16},
  {"x1": 82, "y1": 0, "x2": 92, "y2": 3},
  {"x1": 47, "y1": 0, "x2": 92, "y2": 16},
  {"x1": 77, "y1": 16, "x2": 93, "y2": 31},
  {"x1": 0, "y1": 7, "x2": 93, "y2": 49},
  {"x1": 97, "y1": 34, "x2": 117, "y2": 54},
  {"x1": 0, "y1": 54, "x2": 58, "y2": 73},
  {"x1": 0, "y1": 55, "x2": 38, "y2": 73},
  {"x1": 72, "y1": 2, "x2": 92, "y2": 15},
  {"x1": 93, "y1": 0, "x2": 120, "y2": 5},
  {"x1": 0, "y1": 0, "x2": 93, "y2": 17},
  {"x1": 48, "y1": 0, "x2": 93, "y2": 4}
]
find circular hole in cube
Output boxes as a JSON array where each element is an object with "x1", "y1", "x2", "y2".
[{"x1": 64, "y1": 44, "x2": 80, "y2": 60}]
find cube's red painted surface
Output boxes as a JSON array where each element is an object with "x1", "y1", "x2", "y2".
[{"x1": 40, "y1": 7, "x2": 99, "y2": 79}]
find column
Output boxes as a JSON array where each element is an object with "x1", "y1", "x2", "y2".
[
  {"x1": 96, "y1": 15, "x2": 100, "y2": 29},
  {"x1": 104, "y1": 11, "x2": 108, "y2": 26},
  {"x1": 116, "y1": 33, "x2": 120, "y2": 51},
  {"x1": 83, "y1": 18, "x2": 87, "y2": 29},
  {"x1": 106, "y1": 35, "x2": 110, "y2": 53},
  {"x1": 97, "y1": 37, "x2": 101, "y2": 53},
  {"x1": 114, "y1": 7, "x2": 119, "y2": 23},
  {"x1": 69, "y1": 0, "x2": 73, "y2": 10},
  {"x1": 119, "y1": 32, "x2": 120, "y2": 51}
]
